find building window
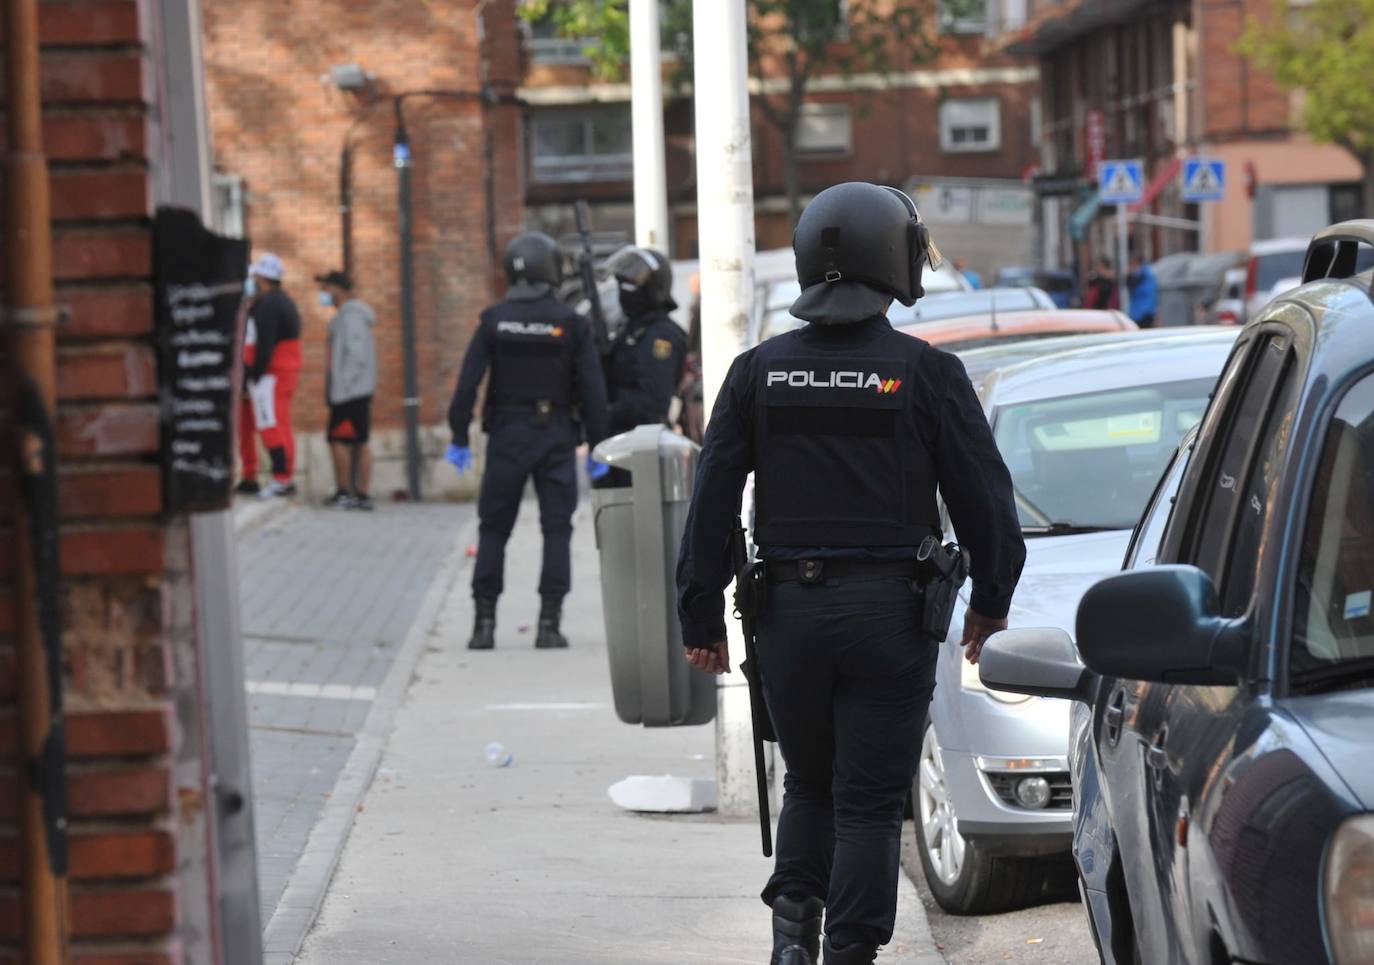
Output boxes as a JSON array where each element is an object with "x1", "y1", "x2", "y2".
[
  {"x1": 211, "y1": 173, "x2": 245, "y2": 239},
  {"x1": 939, "y1": 0, "x2": 987, "y2": 34},
  {"x1": 795, "y1": 103, "x2": 852, "y2": 157},
  {"x1": 939, "y1": 97, "x2": 1001, "y2": 153},
  {"x1": 529, "y1": 110, "x2": 633, "y2": 184},
  {"x1": 524, "y1": 14, "x2": 592, "y2": 65}
]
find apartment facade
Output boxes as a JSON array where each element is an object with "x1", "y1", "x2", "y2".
[
  {"x1": 999, "y1": 0, "x2": 1364, "y2": 269},
  {"x1": 518, "y1": 1, "x2": 1043, "y2": 277}
]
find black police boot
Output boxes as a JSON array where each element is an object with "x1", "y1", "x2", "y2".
[
  {"x1": 822, "y1": 937, "x2": 877, "y2": 965},
  {"x1": 771, "y1": 896, "x2": 823, "y2": 965},
  {"x1": 468, "y1": 597, "x2": 496, "y2": 651},
  {"x1": 534, "y1": 597, "x2": 568, "y2": 649}
]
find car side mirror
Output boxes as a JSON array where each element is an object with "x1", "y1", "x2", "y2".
[
  {"x1": 1076, "y1": 565, "x2": 1245, "y2": 685},
  {"x1": 978, "y1": 628, "x2": 1094, "y2": 702}
]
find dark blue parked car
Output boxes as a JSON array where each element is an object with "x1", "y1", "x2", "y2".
[
  {"x1": 978, "y1": 221, "x2": 1374, "y2": 964},
  {"x1": 994, "y1": 267, "x2": 1079, "y2": 309}
]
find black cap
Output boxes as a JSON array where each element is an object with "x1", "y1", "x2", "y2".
[{"x1": 314, "y1": 269, "x2": 352, "y2": 290}]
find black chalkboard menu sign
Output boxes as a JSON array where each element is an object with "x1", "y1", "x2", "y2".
[{"x1": 154, "y1": 206, "x2": 249, "y2": 514}]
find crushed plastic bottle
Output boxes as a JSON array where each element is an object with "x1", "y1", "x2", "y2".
[{"x1": 484, "y1": 741, "x2": 513, "y2": 767}]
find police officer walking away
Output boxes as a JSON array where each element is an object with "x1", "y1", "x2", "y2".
[
  {"x1": 593, "y1": 246, "x2": 687, "y2": 487},
  {"x1": 447, "y1": 232, "x2": 609, "y2": 651},
  {"x1": 677, "y1": 183, "x2": 1025, "y2": 965}
]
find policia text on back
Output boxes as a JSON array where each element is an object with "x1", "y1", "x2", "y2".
[{"x1": 676, "y1": 181, "x2": 1025, "y2": 965}]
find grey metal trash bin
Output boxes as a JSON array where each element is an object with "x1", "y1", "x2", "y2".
[{"x1": 592, "y1": 425, "x2": 715, "y2": 727}]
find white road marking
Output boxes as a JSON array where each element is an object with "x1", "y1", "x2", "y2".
[{"x1": 246, "y1": 680, "x2": 378, "y2": 701}]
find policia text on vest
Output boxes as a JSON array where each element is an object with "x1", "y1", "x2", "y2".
[{"x1": 676, "y1": 182, "x2": 1024, "y2": 965}]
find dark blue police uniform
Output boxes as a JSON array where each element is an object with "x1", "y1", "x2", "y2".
[
  {"x1": 677, "y1": 314, "x2": 1024, "y2": 959},
  {"x1": 595, "y1": 308, "x2": 687, "y2": 488},
  {"x1": 448, "y1": 290, "x2": 608, "y2": 602}
]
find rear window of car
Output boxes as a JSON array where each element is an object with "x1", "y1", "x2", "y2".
[
  {"x1": 941, "y1": 330, "x2": 1093, "y2": 353},
  {"x1": 1255, "y1": 249, "x2": 1307, "y2": 291}
]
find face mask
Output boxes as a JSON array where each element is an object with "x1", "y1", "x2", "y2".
[
  {"x1": 318, "y1": 291, "x2": 334, "y2": 307},
  {"x1": 618, "y1": 286, "x2": 659, "y2": 320},
  {"x1": 244, "y1": 277, "x2": 258, "y2": 298}
]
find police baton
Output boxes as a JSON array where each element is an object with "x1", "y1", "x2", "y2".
[{"x1": 729, "y1": 516, "x2": 773, "y2": 858}]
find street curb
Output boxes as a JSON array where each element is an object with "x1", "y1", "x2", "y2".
[
  {"x1": 260, "y1": 512, "x2": 477, "y2": 965},
  {"x1": 231, "y1": 495, "x2": 295, "y2": 536}
]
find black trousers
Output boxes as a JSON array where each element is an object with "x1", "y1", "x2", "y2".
[
  {"x1": 472, "y1": 415, "x2": 578, "y2": 601},
  {"x1": 757, "y1": 576, "x2": 938, "y2": 950}
]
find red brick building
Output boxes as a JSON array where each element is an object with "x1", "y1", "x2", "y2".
[
  {"x1": 519, "y1": 1, "x2": 1041, "y2": 262},
  {"x1": 999, "y1": 0, "x2": 1364, "y2": 267},
  {"x1": 2, "y1": 0, "x2": 254, "y2": 961},
  {"x1": 201, "y1": 0, "x2": 526, "y2": 499}
]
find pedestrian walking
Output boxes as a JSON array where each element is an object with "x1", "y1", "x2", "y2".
[
  {"x1": 953, "y1": 256, "x2": 982, "y2": 290},
  {"x1": 1082, "y1": 255, "x2": 1119, "y2": 310},
  {"x1": 447, "y1": 232, "x2": 609, "y2": 651},
  {"x1": 1127, "y1": 252, "x2": 1159, "y2": 327},
  {"x1": 243, "y1": 253, "x2": 303, "y2": 499},
  {"x1": 593, "y1": 246, "x2": 687, "y2": 488},
  {"x1": 676, "y1": 183, "x2": 1025, "y2": 965},
  {"x1": 317, "y1": 270, "x2": 378, "y2": 510}
]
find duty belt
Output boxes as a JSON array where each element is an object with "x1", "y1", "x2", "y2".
[{"x1": 765, "y1": 559, "x2": 921, "y2": 585}]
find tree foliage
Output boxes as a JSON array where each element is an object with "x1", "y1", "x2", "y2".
[
  {"x1": 519, "y1": 0, "x2": 959, "y2": 223},
  {"x1": 1240, "y1": 0, "x2": 1374, "y2": 204}
]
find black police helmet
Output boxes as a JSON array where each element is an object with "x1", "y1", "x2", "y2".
[
  {"x1": 503, "y1": 232, "x2": 562, "y2": 287},
  {"x1": 793, "y1": 182, "x2": 936, "y2": 307},
  {"x1": 609, "y1": 246, "x2": 676, "y2": 311}
]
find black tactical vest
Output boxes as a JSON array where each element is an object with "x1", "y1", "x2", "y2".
[
  {"x1": 483, "y1": 297, "x2": 577, "y2": 409},
  {"x1": 752, "y1": 323, "x2": 941, "y2": 548}
]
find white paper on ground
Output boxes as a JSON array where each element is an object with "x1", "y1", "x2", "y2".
[{"x1": 608, "y1": 775, "x2": 718, "y2": 813}]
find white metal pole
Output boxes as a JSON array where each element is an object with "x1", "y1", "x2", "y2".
[
  {"x1": 1117, "y1": 205, "x2": 1131, "y2": 317},
  {"x1": 693, "y1": 0, "x2": 761, "y2": 817},
  {"x1": 630, "y1": 0, "x2": 670, "y2": 252}
]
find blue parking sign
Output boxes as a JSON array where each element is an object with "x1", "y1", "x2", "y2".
[
  {"x1": 1182, "y1": 157, "x2": 1226, "y2": 202},
  {"x1": 1099, "y1": 160, "x2": 1144, "y2": 205}
]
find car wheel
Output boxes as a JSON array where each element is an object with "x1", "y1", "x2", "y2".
[{"x1": 913, "y1": 722, "x2": 1055, "y2": 915}]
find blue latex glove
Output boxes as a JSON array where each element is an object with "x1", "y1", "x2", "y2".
[
  {"x1": 446, "y1": 444, "x2": 472, "y2": 474},
  {"x1": 586, "y1": 455, "x2": 610, "y2": 481}
]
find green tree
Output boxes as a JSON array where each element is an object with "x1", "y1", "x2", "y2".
[
  {"x1": 1241, "y1": 0, "x2": 1374, "y2": 214},
  {"x1": 521, "y1": 0, "x2": 959, "y2": 225}
]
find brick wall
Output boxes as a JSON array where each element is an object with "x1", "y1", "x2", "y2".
[
  {"x1": 1199, "y1": 0, "x2": 1291, "y2": 142},
  {"x1": 0, "y1": 1, "x2": 206, "y2": 961},
  {"x1": 201, "y1": 0, "x2": 524, "y2": 440}
]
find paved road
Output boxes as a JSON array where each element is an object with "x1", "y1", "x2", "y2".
[
  {"x1": 236, "y1": 500, "x2": 472, "y2": 922},
  {"x1": 900, "y1": 829, "x2": 1097, "y2": 964}
]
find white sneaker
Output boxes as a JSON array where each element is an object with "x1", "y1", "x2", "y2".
[{"x1": 257, "y1": 480, "x2": 297, "y2": 500}]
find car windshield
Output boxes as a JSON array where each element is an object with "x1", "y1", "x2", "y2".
[
  {"x1": 889, "y1": 289, "x2": 1045, "y2": 326},
  {"x1": 992, "y1": 378, "x2": 1215, "y2": 533},
  {"x1": 1291, "y1": 374, "x2": 1374, "y2": 694},
  {"x1": 1255, "y1": 249, "x2": 1307, "y2": 291}
]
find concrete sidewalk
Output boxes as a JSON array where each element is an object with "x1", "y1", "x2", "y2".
[{"x1": 297, "y1": 495, "x2": 939, "y2": 964}]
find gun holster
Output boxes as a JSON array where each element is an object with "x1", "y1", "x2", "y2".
[
  {"x1": 916, "y1": 536, "x2": 970, "y2": 642},
  {"x1": 733, "y1": 560, "x2": 776, "y2": 743}
]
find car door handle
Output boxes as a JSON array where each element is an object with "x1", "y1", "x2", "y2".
[
  {"x1": 1147, "y1": 729, "x2": 1169, "y2": 773},
  {"x1": 1104, "y1": 690, "x2": 1126, "y2": 746}
]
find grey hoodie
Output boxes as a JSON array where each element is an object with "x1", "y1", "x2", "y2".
[{"x1": 327, "y1": 298, "x2": 378, "y2": 404}]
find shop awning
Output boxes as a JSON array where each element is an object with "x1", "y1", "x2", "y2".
[{"x1": 1129, "y1": 157, "x2": 1182, "y2": 214}]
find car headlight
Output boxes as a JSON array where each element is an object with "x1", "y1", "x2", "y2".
[
  {"x1": 960, "y1": 654, "x2": 1031, "y2": 704},
  {"x1": 1326, "y1": 813, "x2": 1374, "y2": 964}
]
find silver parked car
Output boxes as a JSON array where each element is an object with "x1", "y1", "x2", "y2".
[{"x1": 914, "y1": 329, "x2": 1239, "y2": 914}]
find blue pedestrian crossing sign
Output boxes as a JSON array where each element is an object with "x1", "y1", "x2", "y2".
[
  {"x1": 1182, "y1": 157, "x2": 1226, "y2": 202},
  {"x1": 1099, "y1": 160, "x2": 1144, "y2": 205}
]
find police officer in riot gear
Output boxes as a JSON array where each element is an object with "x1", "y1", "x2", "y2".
[
  {"x1": 448, "y1": 231, "x2": 609, "y2": 651},
  {"x1": 593, "y1": 246, "x2": 688, "y2": 488},
  {"x1": 677, "y1": 183, "x2": 1025, "y2": 965}
]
